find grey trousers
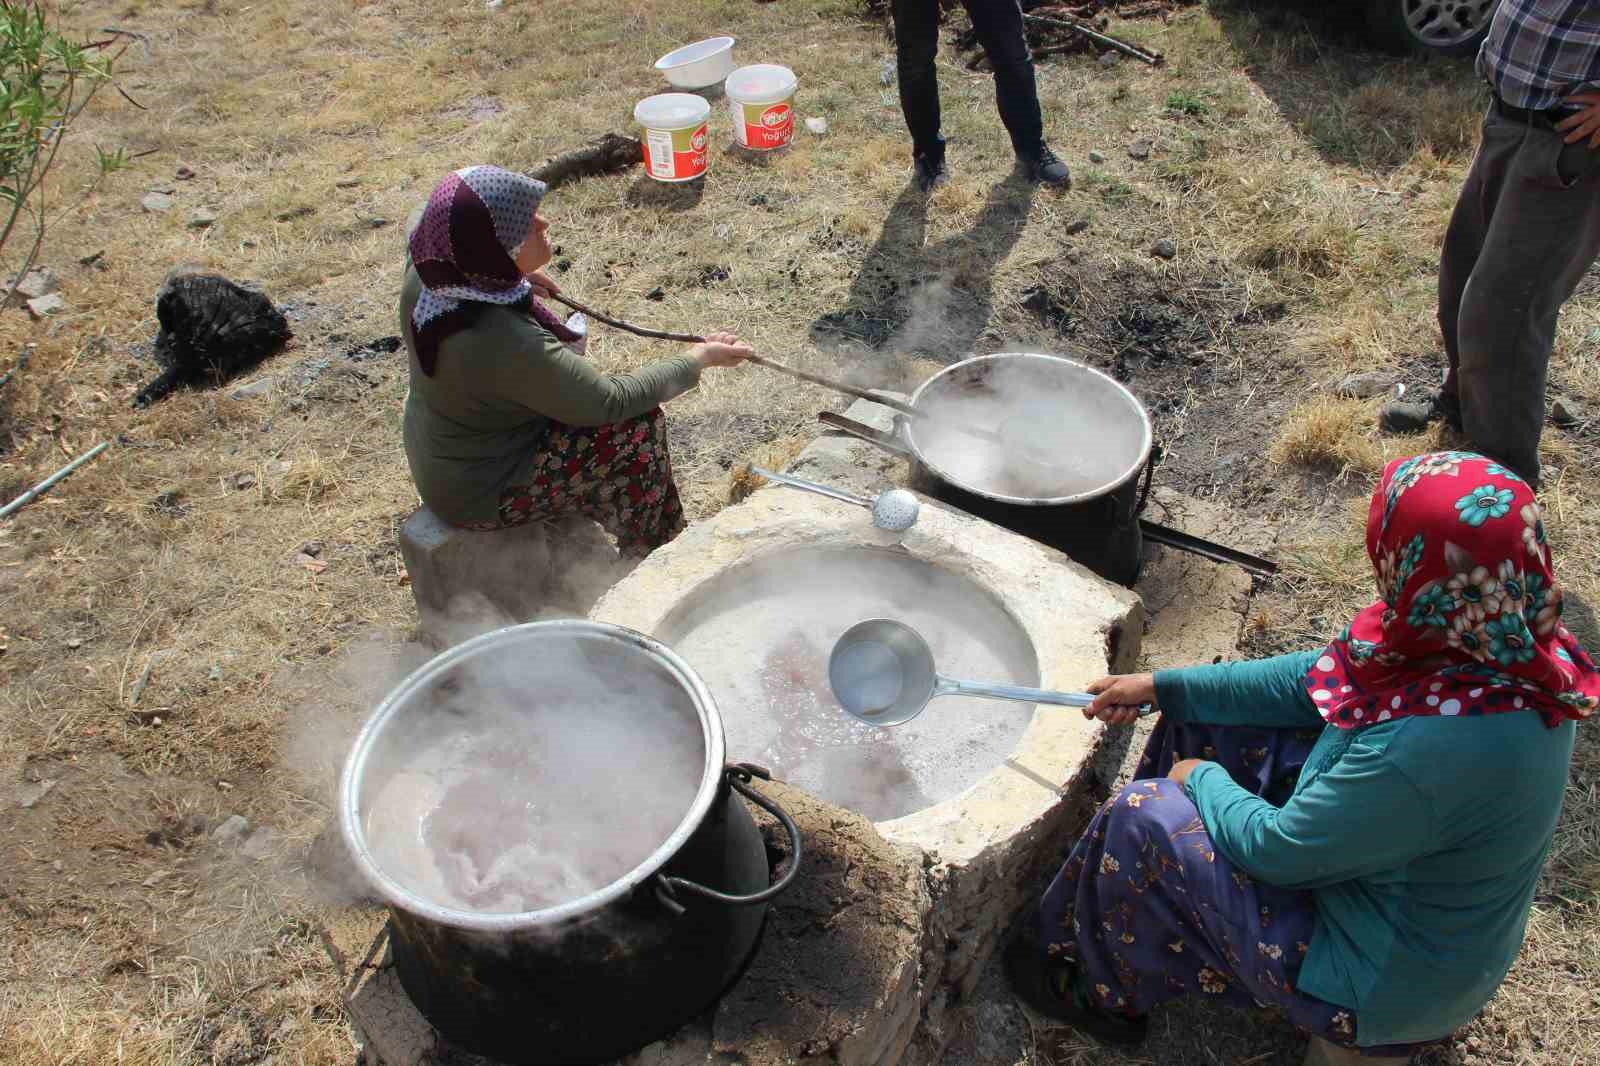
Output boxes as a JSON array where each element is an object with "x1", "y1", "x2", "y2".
[{"x1": 1438, "y1": 104, "x2": 1600, "y2": 488}]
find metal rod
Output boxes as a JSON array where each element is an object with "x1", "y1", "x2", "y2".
[
  {"x1": 934, "y1": 675, "x2": 1155, "y2": 716},
  {"x1": 0, "y1": 441, "x2": 110, "y2": 519},
  {"x1": 1139, "y1": 519, "x2": 1279, "y2": 577},
  {"x1": 1023, "y1": 13, "x2": 1165, "y2": 66},
  {"x1": 749, "y1": 466, "x2": 871, "y2": 509}
]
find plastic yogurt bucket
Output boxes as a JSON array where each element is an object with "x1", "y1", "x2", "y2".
[
  {"x1": 725, "y1": 64, "x2": 797, "y2": 151},
  {"x1": 634, "y1": 93, "x2": 712, "y2": 182}
]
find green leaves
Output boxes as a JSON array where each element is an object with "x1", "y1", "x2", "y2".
[{"x1": 0, "y1": 1, "x2": 122, "y2": 283}]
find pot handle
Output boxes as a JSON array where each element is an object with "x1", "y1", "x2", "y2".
[
  {"x1": 817, "y1": 411, "x2": 913, "y2": 458},
  {"x1": 653, "y1": 763, "x2": 803, "y2": 917},
  {"x1": 1134, "y1": 441, "x2": 1162, "y2": 516}
]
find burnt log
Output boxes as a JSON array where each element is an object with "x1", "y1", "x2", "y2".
[
  {"x1": 530, "y1": 133, "x2": 645, "y2": 190},
  {"x1": 133, "y1": 273, "x2": 291, "y2": 408}
]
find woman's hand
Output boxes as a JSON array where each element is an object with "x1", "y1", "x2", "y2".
[
  {"x1": 691, "y1": 331, "x2": 754, "y2": 370},
  {"x1": 1557, "y1": 92, "x2": 1600, "y2": 148},
  {"x1": 527, "y1": 269, "x2": 561, "y2": 299},
  {"x1": 1083, "y1": 672, "x2": 1156, "y2": 725},
  {"x1": 1167, "y1": 758, "x2": 1206, "y2": 789}
]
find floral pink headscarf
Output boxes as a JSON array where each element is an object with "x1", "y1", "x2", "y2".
[{"x1": 1305, "y1": 451, "x2": 1599, "y2": 730}]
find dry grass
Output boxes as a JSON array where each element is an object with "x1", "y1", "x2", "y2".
[{"x1": 0, "y1": 0, "x2": 1597, "y2": 1064}]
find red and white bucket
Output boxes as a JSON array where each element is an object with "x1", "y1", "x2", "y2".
[
  {"x1": 634, "y1": 93, "x2": 712, "y2": 182},
  {"x1": 725, "y1": 64, "x2": 797, "y2": 152}
]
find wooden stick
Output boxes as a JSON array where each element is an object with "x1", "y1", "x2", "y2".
[{"x1": 547, "y1": 292, "x2": 704, "y2": 344}]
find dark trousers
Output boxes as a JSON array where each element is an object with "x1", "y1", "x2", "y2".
[
  {"x1": 891, "y1": 0, "x2": 1044, "y2": 161},
  {"x1": 1437, "y1": 103, "x2": 1600, "y2": 487}
]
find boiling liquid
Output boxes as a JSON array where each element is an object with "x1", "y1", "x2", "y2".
[
  {"x1": 664, "y1": 550, "x2": 1035, "y2": 822},
  {"x1": 362, "y1": 686, "x2": 704, "y2": 914}
]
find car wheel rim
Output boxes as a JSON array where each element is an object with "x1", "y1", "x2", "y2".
[{"x1": 1403, "y1": 0, "x2": 1496, "y2": 48}]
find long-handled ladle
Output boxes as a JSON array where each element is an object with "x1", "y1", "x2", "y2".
[
  {"x1": 547, "y1": 292, "x2": 1001, "y2": 444},
  {"x1": 749, "y1": 466, "x2": 920, "y2": 532},
  {"x1": 828, "y1": 618, "x2": 1155, "y2": 727}
]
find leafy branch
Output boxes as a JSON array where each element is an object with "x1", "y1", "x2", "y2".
[{"x1": 0, "y1": 1, "x2": 124, "y2": 292}]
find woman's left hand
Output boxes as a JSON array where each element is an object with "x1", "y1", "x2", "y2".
[
  {"x1": 528, "y1": 269, "x2": 561, "y2": 298},
  {"x1": 1167, "y1": 758, "x2": 1207, "y2": 789}
]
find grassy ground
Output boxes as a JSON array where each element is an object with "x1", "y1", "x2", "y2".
[{"x1": 0, "y1": 0, "x2": 1596, "y2": 1064}]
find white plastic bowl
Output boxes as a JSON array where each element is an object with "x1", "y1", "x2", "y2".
[{"x1": 655, "y1": 36, "x2": 736, "y2": 89}]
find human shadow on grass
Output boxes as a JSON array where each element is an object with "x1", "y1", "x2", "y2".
[
  {"x1": 1207, "y1": 0, "x2": 1486, "y2": 172},
  {"x1": 809, "y1": 169, "x2": 1037, "y2": 366}
]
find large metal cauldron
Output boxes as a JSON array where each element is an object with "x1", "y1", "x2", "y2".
[
  {"x1": 826, "y1": 353, "x2": 1154, "y2": 585},
  {"x1": 339, "y1": 621, "x2": 801, "y2": 1066}
]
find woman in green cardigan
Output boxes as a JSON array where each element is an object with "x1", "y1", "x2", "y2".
[
  {"x1": 1006, "y1": 451, "x2": 1599, "y2": 1060},
  {"x1": 401, "y1": 165, "x2": 752, "y2": 555}
]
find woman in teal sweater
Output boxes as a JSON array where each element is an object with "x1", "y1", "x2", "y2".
[{"x1": 1006, "y1": 452, "x2": 1599, "y2": 1059}]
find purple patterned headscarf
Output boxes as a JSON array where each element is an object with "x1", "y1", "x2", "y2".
[{"x1": 407, "y1": 165, "x2": 580, "y2": 375}]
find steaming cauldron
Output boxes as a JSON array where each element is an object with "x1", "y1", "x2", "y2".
[
  {"x1": 339, "y1": 621, "x2": 802, "y2": 1066},
  {"x1": 824, "y1": 353, "x2": 1155, "y2": 585}
]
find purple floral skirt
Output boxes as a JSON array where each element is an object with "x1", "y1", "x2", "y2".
[
  {"x1": 1036, "y1": 717, "x2": 1430, "y2": 1057},
  {"x1": 461, "y1": 408, "x2": 685, "y2": 558}
]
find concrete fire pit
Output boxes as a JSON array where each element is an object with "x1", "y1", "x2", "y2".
[{"x1": 350, "y1": 403, "x2": 1144, "y2": 1066}]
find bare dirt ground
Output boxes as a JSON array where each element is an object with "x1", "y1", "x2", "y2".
[{"x1": 1, "y1": 1, "x2": 1598, "y2": 1064}]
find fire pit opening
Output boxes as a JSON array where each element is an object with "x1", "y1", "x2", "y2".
[{"x1": 656, "y1": 546, "x2": 1039, "y2": 822}]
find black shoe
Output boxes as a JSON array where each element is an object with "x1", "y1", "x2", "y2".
[
  {"x1": 1023, "y1": 144, "x2": 1071, "y2": 187},
  {"x1": 914, "y1": 152, "x2": 949, "y2": 192},
  {"x1": 1433, "y1": 389, "x2": 1463, "y2": 433},
  {"x1": 1002, "y1": 924, "x2": 1149, "y2": 1046}
]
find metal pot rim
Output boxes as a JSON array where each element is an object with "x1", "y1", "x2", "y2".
[
  {"x1": 337, "y1": 619, "x2": 727, "y2": 932},
  {"x1": 903, "y1": 352, "x2": 1154, "y2": 507}
]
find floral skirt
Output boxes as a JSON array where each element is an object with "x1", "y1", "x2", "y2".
[
  {"x1": 1036, "y1": 717, "x2": 1428, "y2": 1057},
  {"x1": 462, "y1": 408, "x2": 685, "y2": 558}
]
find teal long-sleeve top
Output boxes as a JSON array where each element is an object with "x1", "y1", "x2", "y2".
[{"x1": 1156, "y1": 651, "x2": 1573, "y2": 1047}]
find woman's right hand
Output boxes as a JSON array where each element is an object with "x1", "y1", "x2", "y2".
[
  {"x1": 691, "y1": 331, "x2": 754, "y2": 370},
  {"x1": 1083, "y1": 672, "x2": 1157, "y2": 725}
]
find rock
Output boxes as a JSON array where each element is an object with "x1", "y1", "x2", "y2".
[
  {"x1": 151, "y1": 490, "x2": 186, "y2": 516},
  {"x1": 65, "y1": 638, "x2": 82, "y2": 650},
  {"x1": 298, "y1": 540, "x2": 324, "y2": 558},
  {"x1": 1128, "y1": 139, "x2": 1152, "y2": 161},
  {"x1": 208, "y1": 664, "x2": 224, "y2": 682},
  {"x1": 240, "y1": 828, "x2": 276, "y2": 860},
  {"x1": 231, "y1": 471, "x2": 257, "y2": 490},
  {"x1": 368, "y1": 216, "x2": 390, "y2": 228},
  {"x1": 16, "y1": 778, "x2": 58, "y2": 809},
  {"x1": 229, "y1": 375, "x2": 275, "y2": 400},
  {"x1": 1552, "y1": 396, "x2": 1585, "y2": 427},
  {"x1": 1334, "y1": 371, "x2": 1391, "y2": 399},
  {"x1": 714, "y1": 223, "x2": 734, "y2": 242},
  {"x1": 645, "y1": 286, "x2": 666, "y2": 301},
  {"x1": 335, "y1": 178, "x2": 362, "y2": 189},
  {"x1": 212, "y1": 814, "x2": 250, "y2": 845},
  {"x1": 804, "y1": 116, "x2": 828, "y2": 135},
  {"x1": 25, "y1": 293, "x2": 64, "y2": 319},
  {"x1": 1065, "y1": 219, "x2": 1089, "y2": 236},
  {"x1": 188, "y1": 207, "x2": 219, "y2": 228},
  {"x1": 78, "y1": 250, "x2": 106, "y2": 268},
  {"x1": 9, "y1": 268, "x2": 58, "y2": 304},
  {"x1": 1099, "y1": 51, "x2": 1121, "y2": 67},
  {"x1": 176, "y1": 165, "x2": 196, "y2": 180},
  {"x1": 1379, "y1": 400, "x2": 1434, "y2": 434},
  {"x1": 141, "y1": 191, "x2": 176, "y2": 213},
  {"x1": 275, "y1": 205, "x2": 315, "y2": 222},
  {"x1": 1088, "y1": 150, "x2": 1105, "y2": 164},
  {"x1": 1151, "y1": 238, "x2": 1177, "y2": 260},
  {"x1": 880, "y1": 58, "x2": 896, "y2": 86}
]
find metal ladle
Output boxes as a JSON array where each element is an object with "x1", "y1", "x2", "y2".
[
  {"x1": 828, "y1": 618, "x2": 1154, "y2": 727},
  {"x1": 749, "y1": 466, "x2": 920, "y2": 532}
]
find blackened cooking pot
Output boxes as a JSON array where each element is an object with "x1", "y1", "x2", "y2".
[
  {"x1": 338, "y1": 620, "x2": 802, "y2": 1066},
  {"x1": 825, "y1": 353, "x2": 1155, "y2": 585}
]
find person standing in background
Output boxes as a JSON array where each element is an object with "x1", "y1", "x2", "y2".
[
  {"x1": 891, "y1": 0, "x2": 1071, "y2": 191},
  {"x1": 1405, "y1": 0, "x2": 1600, "y2": 488}
]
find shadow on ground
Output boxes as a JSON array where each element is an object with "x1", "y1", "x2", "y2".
[
  {"x1": 1208, "y1": 0, "x2": 1486, "y2": 170},
  {"x1": 810, "y1": 170, "x2": 1037, "y2": 360}
]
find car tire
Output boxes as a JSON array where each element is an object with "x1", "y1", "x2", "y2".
[{"x1": 1364, "y1": 0, "x2": 1498, "y2": 58}]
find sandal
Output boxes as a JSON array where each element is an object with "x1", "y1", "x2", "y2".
[{"x1": 1002, "y1": 923, "x2": 1150, "y2": 1047}]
